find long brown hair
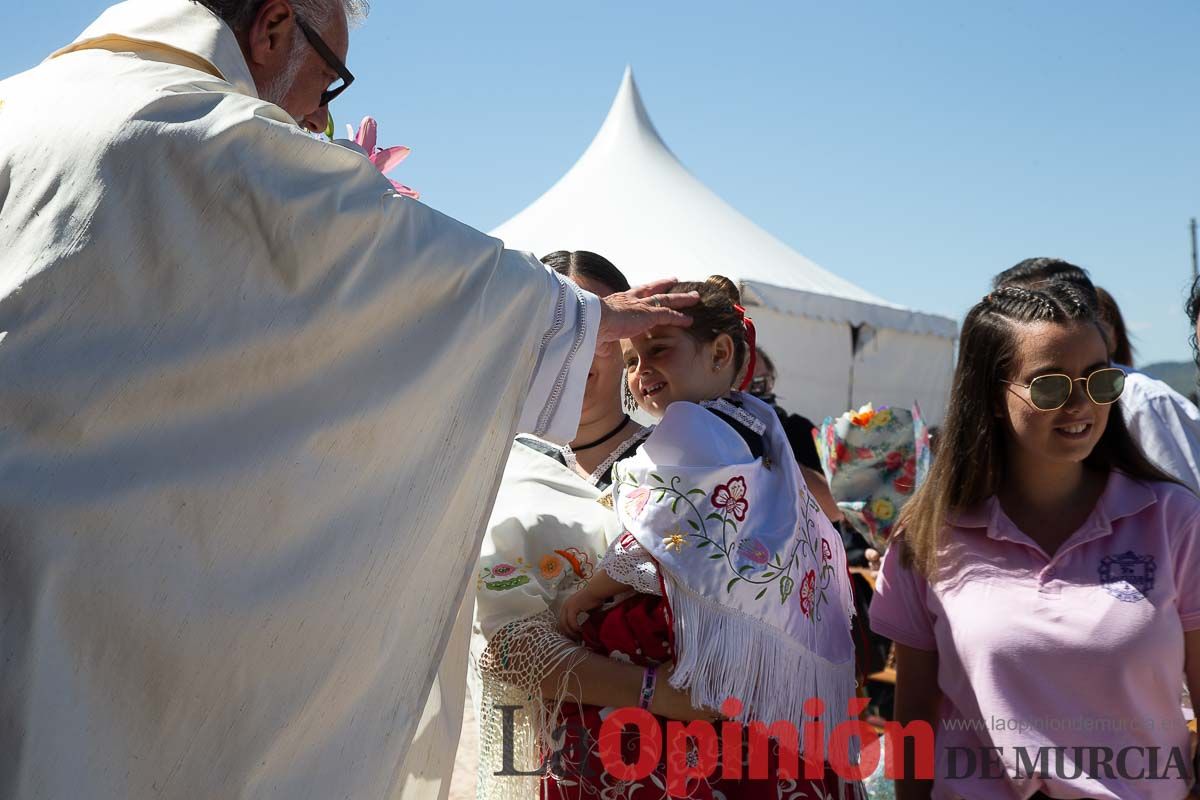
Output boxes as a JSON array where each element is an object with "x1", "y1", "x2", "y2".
[
  {"x1": 899, "y1": 282, "x2": 1176, "y2": 577},
  {"x1": 1094, "y1": 286, "x2": 1135, "y2": 367}
]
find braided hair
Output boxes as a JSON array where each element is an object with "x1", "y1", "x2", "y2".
[
  {"x1": 898, "y1": 283, "x2": 1176, "y2": 576},
  {"x1": 991, "y1": 257, "x2": 1100, "y2": 310}
]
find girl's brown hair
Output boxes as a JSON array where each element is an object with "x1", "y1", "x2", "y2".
[
  {"x1": 667, "y1": 275, "x2": 751, "y2": 388},
  {"x1": 899, "y1": 281, "x2": 1177, "y2": 577}
]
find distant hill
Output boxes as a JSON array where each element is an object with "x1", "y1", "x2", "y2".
[{"x1": 1141, "y1": 361, "x2": 1199, "y2": 403}]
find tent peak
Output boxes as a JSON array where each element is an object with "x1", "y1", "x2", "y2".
[{"x1": 584, "y1": 66, "x2": 675, "y2": 161}]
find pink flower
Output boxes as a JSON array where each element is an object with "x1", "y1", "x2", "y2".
[
  {"x1": 737, "y1": 538, "x2": 771, "y2": 565},
  {"x1": 856, "y1": 447, "x2": 874, "y2": 461},
  {"x1": 799, "y1": 569, "x2": 816, "y2": 616},
  {"x1": 711, "y1": 476, "x2": 749, "y2": 522},
  {"x1": 894, "y1": 475, "x2": 915, "y2": 494},
  {"x1": 491, "y1": 563, "x2": 516, "y2": 577},
  {"x1": 821, "y1": 538, "x2": 832, "y2": 562},
  {"x1": 903, "y1": 456, "x2": 917, "y2": 477},
  {"x1": 623, "y1": 487, "x2": 652, "y2": 520},
  {"x1": 885, "y1": 451, "x2": 904, "y2": 471},
  {"x1": 349, "y1": 116, "x2": 420, "y2": 199}
]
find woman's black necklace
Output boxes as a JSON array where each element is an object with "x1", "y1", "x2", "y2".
[{"x1": 572, "y1": 416, "x2": 630, "y2": 451}]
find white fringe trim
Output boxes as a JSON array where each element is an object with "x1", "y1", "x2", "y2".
[
  {"x1": 664, "y1": 577, "x2": 859, "y2": 761},
  {"x1": 474, "y1": 615, "x2": 589, "y2": 800}
]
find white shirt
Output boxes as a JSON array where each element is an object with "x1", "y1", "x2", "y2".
[
  {"x1": 0, "y1": 2, "x2": 597, "y2": 798},
  {"x1": 1119, "y1": 366, "x2": 1200, "y2": 494}
]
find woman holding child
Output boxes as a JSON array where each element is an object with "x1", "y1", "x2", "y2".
[{"x1": 471, "y1": 255, "x2": 862, "y2": 799}]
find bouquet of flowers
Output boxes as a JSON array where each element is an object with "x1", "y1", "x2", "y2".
[{"x1": 815, "y1": 403, "x2": 930, "y2": 553}]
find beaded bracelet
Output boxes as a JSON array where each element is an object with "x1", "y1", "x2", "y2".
[{"x1": 637, "y1": 665, "x2": 658, "y2": 710}]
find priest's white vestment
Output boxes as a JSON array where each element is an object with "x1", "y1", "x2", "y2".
[{"x1": 0, "y1": 1, "x2": 599, "y2": 798}]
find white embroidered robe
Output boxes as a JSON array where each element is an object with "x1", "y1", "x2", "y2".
[{"x1": 0, "y1": 2, "x2": 599, "y2": 798}]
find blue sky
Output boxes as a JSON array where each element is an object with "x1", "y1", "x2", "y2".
[{"x1": 7, "y1": 0, "x2": 1199, "y2": 364}]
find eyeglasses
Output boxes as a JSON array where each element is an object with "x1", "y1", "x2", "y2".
[
  {"x1": 294, "y1": 15, "x2": 354, "y2": 108},
  {"x1": 747, "y1": 375, "x2": 775, "y2": 397},
  {"x1": 1001, "y1": 367, "x2": 1126, "y2": 411}
]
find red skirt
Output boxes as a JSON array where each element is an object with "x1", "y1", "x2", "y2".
[{"x1": 541, "y1": 593, "x2": 858, "y2": 799}]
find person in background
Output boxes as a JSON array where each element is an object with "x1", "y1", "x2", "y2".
[
  {"x1": 1188, "y1": 275, "x2": 1200, "y2": 371},
  {"x1": 872, "y1": 282, "x2": 1200, "y2": 800},
  {"x1": 749, "y1": 347, "x2": 842, "y2": 522},
  {"x1": 994, "y1": 258, "x2": 1200, "y2": 494}
]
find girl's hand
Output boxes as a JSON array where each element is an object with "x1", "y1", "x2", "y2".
[{"x1": 558, "y1": 586, "x2": 604, "y2": 639}]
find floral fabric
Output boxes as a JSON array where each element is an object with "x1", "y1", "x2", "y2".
[
  {"x1": 611, "y1": 394, "x2": 858, "y2": 751},
  {"x1": 815, "y1": 404, "x2": 930, "y2": 552}
]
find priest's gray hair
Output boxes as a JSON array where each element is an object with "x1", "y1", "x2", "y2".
[{"x1": 193, "y1": 0, "x2": 370, "y2": 33}]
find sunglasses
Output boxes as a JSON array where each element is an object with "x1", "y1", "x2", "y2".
[
  {"x1": 1001, "y1": 367, "x2": 1126, "y2": 411},
  {"x1": 295, "y1": 16, "x2": 354, "y2": 108},
  {"x1": 747, "y1": 375, "x2": 775, "y2": 397}
]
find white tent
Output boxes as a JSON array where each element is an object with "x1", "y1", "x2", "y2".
[{"x1": 492, "y1": 68, "x2": 958, "y2": 424}]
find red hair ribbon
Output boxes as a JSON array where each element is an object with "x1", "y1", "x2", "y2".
[{"x1": 734, "y1": 303, "x2": 757, "y2": 392}]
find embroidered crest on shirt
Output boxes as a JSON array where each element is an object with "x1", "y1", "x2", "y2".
[{"x1": 1098, "y1": 551, "x2": 1156, "y2": 602}]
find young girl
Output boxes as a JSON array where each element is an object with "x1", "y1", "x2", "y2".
[
  {"x1": 871, "y1": 282, "x2": 1200, "y2": 800},
  {"x1": 557, "y1": 276, "x2": 861, "y2": 799}
]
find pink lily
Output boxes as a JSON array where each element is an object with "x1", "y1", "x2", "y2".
[{"x1": 348, "y1": 116, "x2": 420, "y2": 199}]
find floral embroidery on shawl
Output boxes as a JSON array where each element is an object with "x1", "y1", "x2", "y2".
[
  {"x1": 710, "y1": 475, "x2": 750, "y2": 521},
  {"x1": 612, "y1": 467, "x2": 834, "y2": 616}
]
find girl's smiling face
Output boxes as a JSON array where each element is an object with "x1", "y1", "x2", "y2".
[{"x1": 622, "y1": 326, "x2": 738, "y2": 417}]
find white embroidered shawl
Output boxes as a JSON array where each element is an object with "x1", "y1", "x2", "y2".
[{"x1": 612, "y1": 393, "x2": 858, "y2": 749}]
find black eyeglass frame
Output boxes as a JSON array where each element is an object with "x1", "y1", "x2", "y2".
[{"x1": 294, "y1": 15, "x2": 354, "y2": 108}]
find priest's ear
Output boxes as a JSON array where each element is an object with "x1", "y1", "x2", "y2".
[{"x1": 243, "y1": 0, "x2": 299, "y2": 72}]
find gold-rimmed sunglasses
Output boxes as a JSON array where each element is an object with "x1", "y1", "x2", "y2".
[{"x1": 1000, "y1": 367, "x2": 1126, "y2": 411}]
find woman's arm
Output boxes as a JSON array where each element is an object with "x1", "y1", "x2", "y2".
[
  {"x1": 894, "y1": 643, "x2": 940, "y2": 800},
  {"x1": 481, "y1": 612, "x2": 716, "y2": 723},
  {"x1": 538, "y1": 652, "x2": 717, "y2": 722}
]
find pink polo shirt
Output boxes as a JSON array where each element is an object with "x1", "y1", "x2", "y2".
[{"x1": 870, "y1": 471, "x2": 1200, "y2": 800}]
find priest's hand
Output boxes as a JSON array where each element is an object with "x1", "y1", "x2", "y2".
[{"x1": 597, "y1": 279, "x2": 699, "y2": 344}]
